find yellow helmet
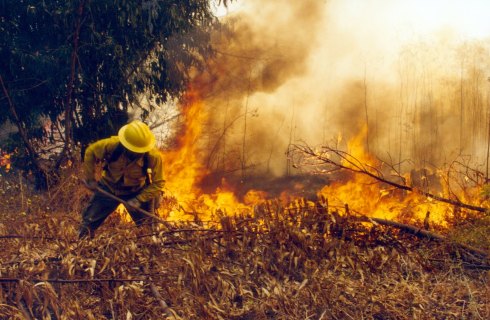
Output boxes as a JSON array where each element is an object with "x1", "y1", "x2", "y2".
[{"x1": 118, "y1": 120, "x2": 156, "y2": 153}]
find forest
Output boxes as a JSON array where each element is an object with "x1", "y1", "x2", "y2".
[{"x1": 1, "y1": 0, "x2": 490, "y2": 319}]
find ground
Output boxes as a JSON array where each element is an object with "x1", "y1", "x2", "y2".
[{"x1": 0, "y1": 169, "x2": 489, "y2": 319}]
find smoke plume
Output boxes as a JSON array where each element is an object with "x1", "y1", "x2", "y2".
[{"x1": 188, "y1": 0, "x2": 490, "y2": 180}]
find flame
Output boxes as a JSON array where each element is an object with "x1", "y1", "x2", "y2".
[
  {"x1": 159, "y1": 85, "x2": 267, "y2": 222},
  {"x1": 153, "y1": 86, "x2": 488, "y2": 230},
  {"x1": 114, "y1": 0, "x2": 490, "y2": 229},
  {"x1": 318, "y1": 125, "x2": 453, "y2": 226},
  {"x1": 0, "y1": 149, "x2": 12, "y2": 172},
  {"x1": 156, "y1": 90, "x2": 456, "y2": 229}
]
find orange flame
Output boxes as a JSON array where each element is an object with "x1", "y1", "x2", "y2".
[
  {"x1": 318, "y1": 126, "x2": 452, "y2": 226},
  {"x1": 0, "y1": 149, "x2": 12, "y2": 172},
  {"x1": 159, "y1": 85, "x2": 267, "y2": 222},
  {"x1": 154, "y1": 89, "x2": 481, "y2": 229}
]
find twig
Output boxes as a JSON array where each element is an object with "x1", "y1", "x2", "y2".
[
  {"x1": 459, "y1": 263, "x2": 490, "y2": 270},
  {"x1": 161, "y1": 233, "x2": 236, "y2": 247},
  {"x1": 0, "y1": 73, "x2": 46, "y2": 176},
  {"x1": 58, "y1": 0, "x2": 86, "y2": 166},
  {"x1": 143, "y1": 266, "x2": 174, "y2": 318},
  {"x1": 136, "y1": 228, "x2": 246, "y2": 239},
  {"x1": 0, "y1": 235, "x2": 57, "y2": 240},
  {"x1": 18, "y1": 299, "x2": 33, "y2": 320},
  {"x1": 294, "y1": 144, "x2": 490, "y2": 214},
  {"x1": 0, "y1": 277, "x2": 147, "y2": 283},
  {"x1": 362, "y1": 216, "x2": 489, "y2": 259}
]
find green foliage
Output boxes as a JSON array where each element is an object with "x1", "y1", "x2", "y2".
[{"x1": 0, "y1": 0, "x2": 216, "y2": 159}]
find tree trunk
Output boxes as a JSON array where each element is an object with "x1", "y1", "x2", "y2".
[
  {"x1": 57, "y1": 0, "x2": 86, "y2": 168},
  {"x1": 0, "y1": 74, "x2": 49, "y2": 188}
]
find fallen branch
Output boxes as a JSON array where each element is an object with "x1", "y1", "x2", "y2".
[
  {"x1": 294, "y1": 144, "x2": 489, "y2": 214},
  {"x1": 0, "y1": 235, "x2": 57, "y2": 240},
  {"x1": 143, "y1": 266, "x2": 175, "y2": 319},
  {"x1": 136, "y1": 228, "x2": 228, "y2": 239},
  {"x1": 135, "y1": 228, "x2": 262, "y2": 240},
  {"x1": 457, "y1": 263, "x2": 490, "y2": 270},
  {"x1": 362, "y1": 216, "x2": 489, "y2": 259},
  {"x1": 161, "y1": 233, "x2": 241, "y2": 247},
  {"x1": 0, "y1": 277, "x2": 147, "y2": 283}
]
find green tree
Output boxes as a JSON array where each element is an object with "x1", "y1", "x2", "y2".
[{"x1": 0, "y1": 0, "x2": 217, "y2": 188}]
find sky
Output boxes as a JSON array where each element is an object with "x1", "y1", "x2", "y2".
[{"x1": 219, "y1": 0, "x2": 490, "y2": 38}]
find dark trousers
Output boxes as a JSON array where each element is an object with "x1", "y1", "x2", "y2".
[{"x1": 79, "y1": 184, "x2": 157, "y2": 238}]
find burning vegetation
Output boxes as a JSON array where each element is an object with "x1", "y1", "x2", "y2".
[
  {"x1": 0, "y1": 162, "x2": 489, "y2": 319},
  {"x1": 1, "y1": 75, "x2": 489, "y2": 319},
  {"x1": 1, "y1": 0, "x2": 490, "y2": 319}
]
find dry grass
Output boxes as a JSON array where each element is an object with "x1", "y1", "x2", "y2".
[{"x1": 0, "y1": 171, "x2": 489, "y2": 319}]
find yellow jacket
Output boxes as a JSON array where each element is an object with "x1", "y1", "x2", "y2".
[{"x1": 83, "y1": 136, "x2": 165, "y2": 202}]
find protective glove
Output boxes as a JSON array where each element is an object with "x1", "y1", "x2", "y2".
[
  {"x1": 84, "y1": 179, "x2": 98, "y2": 191},
  {"x1": 127, "y1": 198, "x2": 141, "y2": 209}
]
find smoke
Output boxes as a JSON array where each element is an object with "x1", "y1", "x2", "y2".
[{"x1": 191, "y1": 0, "x2": 490, "y2": 179}]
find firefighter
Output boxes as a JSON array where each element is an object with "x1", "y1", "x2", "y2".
[{"x1": 79, "y1": 120, "x2": 165, "y2": 239}]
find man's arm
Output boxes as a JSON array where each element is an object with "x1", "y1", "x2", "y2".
[
  {"x1": 135, "y1": 150, "x2": 165, "y2": 203},
  {"x1": 83, "y1": 137, "x2": 118, "y2": 183}
]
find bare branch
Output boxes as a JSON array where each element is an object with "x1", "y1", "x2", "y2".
[
  {"x1": 293, "y1": 143, "x2": 489, "y2": 214},
  {"x1": 363, "y1": 216, "x2": 488, "y2": 258},
  {"x1": 0, "y1": 277, "x2": 147, "y2": 283}
]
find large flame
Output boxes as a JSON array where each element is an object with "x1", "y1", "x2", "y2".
[
  {"x1": 155, "y1": 88, "x2": 476, "y2": 229},
  {"x1": 159, "y1": 85, "x2": 267, "y2": 223},
  {"x1": 149, "y1": 0, "x2": 490, "y2": 228},
  {"x1": 318, "y1": 126, "x2": 453, "y2": 226}
]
